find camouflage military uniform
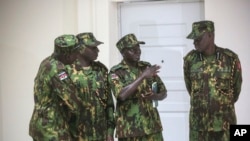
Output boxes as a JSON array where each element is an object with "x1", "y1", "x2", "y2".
[
  {"x1": 66, "y1": 61, "x2": 115, "y2": 141},
  {"x1": 65, "y1": 32, "x2": 115, "y2": 141},
  {"x1": 29, "y1": 35, "x2": 81, "y2": 141},
  {"x1": 109, "y1": 60, "x2": 166, "y2": 140},
  {"x1": 184, "y1": 21, "x2": 242, "y2": 141}
]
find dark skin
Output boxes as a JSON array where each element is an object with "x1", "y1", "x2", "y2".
[
  {"x1": 77, "y1": 46, "x2": 99, "y2": 67},
  {"x1": 117, "y1": 45, "x2": 167, "y2": 101},
  {"x1": 194, "y1": 32, "x2": 216, "y2": 56},
  {"x1": 54, "y1": 51, "x2": 79, "y2": 65}
]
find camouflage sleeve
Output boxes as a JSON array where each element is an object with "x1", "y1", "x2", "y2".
[
  {"x1": 154, "y1": 75, "x2": 167, "y2": 93},
  {"x1": 30, "y1": 60, "x2": 73, "y2": 141},
  {"x1": 232, "y1": 56, "x2": 242, "y2": 102},
  {"x1": 223, "y1": 48, "x2": 243, "y2": 102},
  {"x1": 50, "y1": 60, "x2": 83, "y2": 114},
  {"x1": 33, "y1": 58, "x2": 55, "y2": 105},
  {"x1": 94, "y1": 63, "x2": 115, "y2": 137},
  {"x1": 183, "y1": 57, "x2": 191, "y2": 95},
  {"x1": 104, "y1": 71, "x2": 115, "y2": 137},
  {"x1": 51, "y1": 71, "x2": 80, "y2": 113},
  {"x1": 107, "y1": 70, "x2": 122, "y2": 137},
  {"x1": 108, "y1": 70, "x2": 124, "y2": 99},
  {"x1": 33, "y1": 64, "x2": 52, "y2": 106}
]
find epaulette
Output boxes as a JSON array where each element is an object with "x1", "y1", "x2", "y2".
[
  {"x1": 94, "y1": 61, "x2": 108, "y2": 71},
  {"x1": 183, "y1": 50, "x2": 197, "y2": 61},
  {"x1": 110, "y1": 64, "x2": 123, "y2": 72},
  {"x1": 36, "y1": 57, "x2": 52, "y2": 76},
  {"x1": 138, "y1": 61, "x2": 151, "y2": 67},
  {"x1": 40, "y1": 57, "x2": 55, "y2": 71},
  {"x1": 39, "y1": 56, "x2": 51, "y2": 68},
  {"x1": 222, "y1": 48, "x2": 239, "y2": 59}
]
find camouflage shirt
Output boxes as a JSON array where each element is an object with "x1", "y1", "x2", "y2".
[
  {"x1": 183, "y1": 46, "x2": 242, "y2": 131},
  {"x1": 29, "y1": 56, "x2": 81, "y2": 141},
  {"x1": 108, "y1": 60, "x2": 166, "y2": 138},
  {"x1": 66, "y1": 61, "x2": 115, "y2": 140}
]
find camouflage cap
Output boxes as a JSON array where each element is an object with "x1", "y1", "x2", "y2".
[
  {"x1": 54, "y1": 34, "x2": 79, "y2": 54},
  {"x1": 187, "y1": 20, "x2": 214, "y2": 39},
  {"x1": 76, "y1": 32, "x2": 103, "y2": 47},
  {"x1": 116, "y1": 33, "x2": 145, "y2": 52}
]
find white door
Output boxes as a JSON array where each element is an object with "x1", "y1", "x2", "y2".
[{"x1": 119, "y1": 1, "x2": 204, "y2": 140}]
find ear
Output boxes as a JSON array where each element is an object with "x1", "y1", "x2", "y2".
[
  {"x1": 121, "y1": 49, "x2": 127, "y2": 57},
  {"x1": 208, "y1": 32, "x2": 214, "y2": 38},
  {"x1": 121, "y1": 52, "x2": 126, "y2": 57},
  {"x1": 207, "y1": 32, "x2": 211, "y2": 37}
]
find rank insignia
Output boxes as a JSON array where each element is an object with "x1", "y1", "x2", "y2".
[
  {"x1": 111, "y1": 73, "x2": 119, "y2": 80},
  {"x1": 58, "y1": 71, "x2": 68, "y2": 80}
]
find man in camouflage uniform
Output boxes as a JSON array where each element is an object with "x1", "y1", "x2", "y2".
[
  {"x1": 183, "y1": 20, "x2": 242, "y2": 141},
  {"x1": 108, "y1": 33, "x2": 167, "y2": 141},
  {"x1": 67, "y1": 32, "x2": 115, "y2": 141},
  {"x1": 29, "y1": 34, "x2": 83, "y2": 141}
]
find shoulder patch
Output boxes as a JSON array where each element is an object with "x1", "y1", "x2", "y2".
[
  {"x1": 110, "y1": 73, "x2": 119, "y2": 80},
  {"x1": 58, "y1": 71, "x2": 68, "y2": 80}
]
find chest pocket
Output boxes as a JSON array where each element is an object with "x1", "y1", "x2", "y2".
[
  {"x1": 214, "y1": 70, "x2": 234, "y2": 106},
  {"x1": 215, "y1": 71, "x2": 231, "y2": 92},
  {"x1": 190, "y1": 70, "x2": 204, "y2": 93}
]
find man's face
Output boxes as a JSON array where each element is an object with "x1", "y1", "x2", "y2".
[
  {"x1": 193, "y1": 32, "x2": 211, "y2": 53},
  {"x1": 81, "y1": 46, "x2": 99, "y2": 61},
  {"x1": 122, "y1": 45, "x2": 141, "y2": 63}
]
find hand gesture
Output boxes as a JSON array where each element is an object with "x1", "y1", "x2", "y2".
[{"x1": 141, "y1": 64, "x2": 161, "y2": 79}]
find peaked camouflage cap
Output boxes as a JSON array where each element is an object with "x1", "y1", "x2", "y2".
[
  {"x1": 54, "y1": 34, "x2": 79, "y2": 54},
  {"x1": 76, "y1": 32, "x2": 103, "y2": 47},
  {"x1": 116, "y1": 33, "x2": 145, "y2": 52},
  {"x1": 187, "y1": 20, "x2": 214, "y2": 39}
]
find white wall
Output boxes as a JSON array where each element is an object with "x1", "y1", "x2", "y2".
[
  {"x1": 205, "y1": 0, "x2": 250, "y2": 124},
  {"x1": 0, "y1": 0, "x2": 78, "y2": 140},
  {"x1": 0, "y1": 0, "x2": 249, "y2": 141}
]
